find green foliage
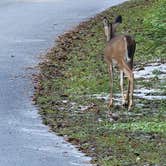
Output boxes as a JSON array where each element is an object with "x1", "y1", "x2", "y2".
[
  {"x1": 135, "y1": 0, "x2": 166, "y2": 61},
  {"x1": 107, "y1": 121, "x2": 166, "y2": 133}
]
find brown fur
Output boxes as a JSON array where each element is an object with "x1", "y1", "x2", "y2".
[{"x1": 103, "y1": 16, "x2": 136, "y2": 110}]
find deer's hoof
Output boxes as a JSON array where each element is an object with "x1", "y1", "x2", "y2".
[
  {"x1": 122, "y1": 100, "x2": 129, "y2": 108},
  {"x1": 128, "y1": 106, "x2": 132, "y2": 111},
  {"x1": 128, "y1": 103, "x2": 134, "y2": 111},
  {"x1": 108, "y1": 101, "x2": 113, "y2": 108}
]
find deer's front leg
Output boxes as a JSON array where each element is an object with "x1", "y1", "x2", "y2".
[
  {"x1": 120, "y1": 71, "x2": 126, "y2": 106},
  {"x1": 108, "y1": 64, "x2": 113, "y2": 107}
]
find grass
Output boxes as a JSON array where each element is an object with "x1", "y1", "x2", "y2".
[{"x1": 34, "y1": 0, "x2": 166, "y2": 165}]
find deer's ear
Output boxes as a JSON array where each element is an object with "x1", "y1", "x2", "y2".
[
  {"x1": 112, "y1": 15, "x2": 122, "y2": 31},
  {"x1": 114, "y1": 15, "x2": 122, "y2": 24}
]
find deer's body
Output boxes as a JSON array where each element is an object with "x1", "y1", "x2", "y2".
[
  {"x1": 105, "y1": 35, "x2": 127, "y2": 65},
  {"x1": 105, "y1": 35, "x2": 135, "y2": 69},
  {"x1": 103, "y1": 16, "x2": 136, "y2": 110}
]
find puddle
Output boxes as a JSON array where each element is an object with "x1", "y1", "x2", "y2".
[
  {"x1": 91, "y1": 93, "x2": 109, "y2": 100},
  {"x1": 134, "y1": 88, "x2": 166, "y2": 100},
  {"x1": 91, "y1": 89, "x2": 165, "y2": 103},
  {"x1": 91, "y1": 93, "x2": 122, "y2": 102},
  {"x1": 90, "y1": 63, "x2": 166, "y2": 103},
  {"x1": 134, "y1": 62, "x2": 166, "y2": 100},
  {"x1": 78, "y1": 105, "x2": 91, "y2": 111},
  {"x1": 134, "y1": 62, "x2": 166, "y2": 79}
]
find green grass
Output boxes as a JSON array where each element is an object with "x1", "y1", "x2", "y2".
[
  {"x1": 106, "y1": 121, "x2": 166, "y2": 133},
  {"x1": 34, "y1": 0, "x2": 166, "y2": 165}
]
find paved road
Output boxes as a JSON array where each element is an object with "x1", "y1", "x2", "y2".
[{"x1": 0, "y1": 0, "x2": 126, "y2": 165}]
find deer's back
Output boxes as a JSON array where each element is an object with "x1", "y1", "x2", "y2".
[{"x1": 104, "y1": 35, "x2": 136, "y2": 67}]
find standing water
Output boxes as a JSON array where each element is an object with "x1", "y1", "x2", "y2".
[{"x1": 0, "y1": 0, "x2": 126, "y2": 165}]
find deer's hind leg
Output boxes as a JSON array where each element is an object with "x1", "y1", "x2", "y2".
[
  {"x1": 122, "y1": 62, "x2": 134, "y2": 111},
  {"x1": 120, "y1": 70, "x2": 126, "y2": 106},
  {"x1": 128, "y1": 73, "x2": 134, "y2": 110},
  {"x1": 120, "y1": 70, "x2": 131, "y2": 107},
  {"x1": 126, "y1": 60, "x2": 134, "y2": 108},
  {"x1": 125, "y1": 79, "x2": 130, "y2": 106}
]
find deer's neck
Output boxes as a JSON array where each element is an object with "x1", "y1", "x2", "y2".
[
  {"x1": 110, "y1": 23, "x2": 113, "y2": 39},
  {"x1": 109, "y1": 23, "x2": 116, "y2": 41}
]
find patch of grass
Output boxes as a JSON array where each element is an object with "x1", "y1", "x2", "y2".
[
  {"x1": 34, "y1": 0, "x2": 166, "y2": 165},
  {"x1": 152, "y1": 69, "x2": 162, "y2": 75},
  {"x1": 106, "y1": 121, "x2": 166, "y2": 133}
]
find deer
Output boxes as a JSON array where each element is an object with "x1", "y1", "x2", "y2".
[{"x1": 103, "y1": 15, "x2": 136, "y2": 111}]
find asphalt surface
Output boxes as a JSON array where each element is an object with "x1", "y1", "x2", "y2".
[{"x1": 0, "y1": 0, "x2": 126, "y2": 165}]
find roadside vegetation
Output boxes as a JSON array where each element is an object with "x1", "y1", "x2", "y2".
[{"x1": 34, "y1": 0, "x2": 166, "y2": 165}]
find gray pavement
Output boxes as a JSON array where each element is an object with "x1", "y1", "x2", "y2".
[{"x1": 0, "y1": 0, "x2": 126, "y2": 165}]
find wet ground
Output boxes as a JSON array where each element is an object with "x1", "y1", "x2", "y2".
[{"x1": 0, "y1": 0, "x2": 127, "y2": 165}]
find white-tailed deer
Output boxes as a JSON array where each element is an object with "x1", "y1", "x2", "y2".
[{"x1": 103, "y1": 15, "x2": 136, "y2": 110}]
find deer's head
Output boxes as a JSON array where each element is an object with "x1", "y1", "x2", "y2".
[{"x1": 103, "y1": 15, "x2": 122, "y2": 42}]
